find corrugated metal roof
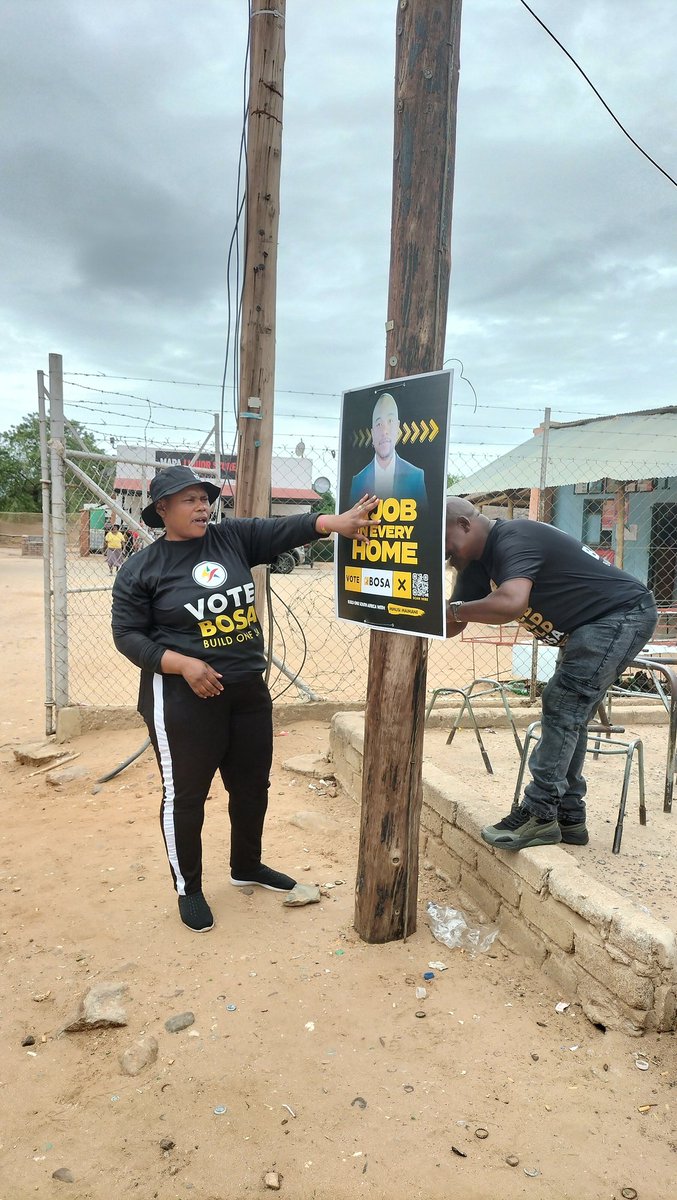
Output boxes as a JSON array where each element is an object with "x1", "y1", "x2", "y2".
[{"x1": 451, "y1": 407, "x2": 677, "y2": 496}]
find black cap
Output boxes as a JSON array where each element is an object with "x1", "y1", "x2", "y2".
[{"x1": 141, "y1": 466, "x2": 222, "y2": 528}]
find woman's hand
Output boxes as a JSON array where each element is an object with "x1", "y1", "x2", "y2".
[
  {"x1": 180, "y1": 658, "x2": 224, "y2": 698},
  {"x1": 318, "y1": 495, "x2": 380, "y2": 544},
  {"x1": 160, "y1": 650, "x2": 224, "y2": 697}
]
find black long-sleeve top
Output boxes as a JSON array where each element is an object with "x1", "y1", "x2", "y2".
[{"x1": 112, "y1": 513, "x2": 319, "y2": 682}]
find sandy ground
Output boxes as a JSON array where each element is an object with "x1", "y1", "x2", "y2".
[{"x1": 1, "y1": 549, "x2": 677, "y2": 1200}]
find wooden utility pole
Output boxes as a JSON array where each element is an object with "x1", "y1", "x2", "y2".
[
  {"x1": 354, "y1": 0, "x2": 463, "y2": 943},
  {"x1": 235, "y1": 0, "x2": 285, "y2": 518}
]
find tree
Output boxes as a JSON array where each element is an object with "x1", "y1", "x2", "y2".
[
  {"x1": 0, "y1": 413, "x2": 108, "y2": 512},
  {"x1": 311, "y1": 488, "x2": 335, "y2": 516},
  {"x1": 310, "y1": 489, "x2": 336, "y2": 563}
]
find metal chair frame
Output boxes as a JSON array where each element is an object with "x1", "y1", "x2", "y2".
[
  {"x1": 512, "y1": 719, "x2": 645, "y2": 855},
  {"x1": 608, "y1": 654, "x2": 677, "y2": 814},
  {"x1": 426, "y1": 677, "x2": 523, "y2": 775}
]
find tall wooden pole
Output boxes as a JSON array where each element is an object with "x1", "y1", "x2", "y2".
[
  {"x1": 354, "y1": 0, "x2": 462, "y2": 943},
  {"x1": 235, "y1": 0, "x2": 285, "y2": 519}
]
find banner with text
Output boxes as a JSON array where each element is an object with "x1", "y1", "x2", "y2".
[{"x1": 335, "y1": 370, "x2": 452, "y2": 638}]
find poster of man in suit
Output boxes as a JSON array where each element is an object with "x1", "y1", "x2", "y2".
[
  {"x1": 348, "y1": 392, "x2": 429, "y2": 512},
  {"x1": 336, "y1": 370, "x2": 452, "y2": 639}
]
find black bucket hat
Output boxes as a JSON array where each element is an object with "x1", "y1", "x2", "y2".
[{"x1": 141, "y1": 466, "x2": 221, "y2": 528}]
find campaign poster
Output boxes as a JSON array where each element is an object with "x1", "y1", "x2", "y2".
[{"x1": 335, "y1": 370, "x2": 452, "y2": 639}]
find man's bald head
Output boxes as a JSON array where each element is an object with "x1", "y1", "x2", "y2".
[
  {"x1": 445, "y1": 497, "x2": 492, "y2": 570},
  {"x1": 445, "y1": 497, "x2": 480, "y2": 523}
]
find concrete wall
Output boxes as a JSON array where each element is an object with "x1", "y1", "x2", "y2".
[{"x1": 330, "y1": 711, "x2": 677, "y2": 1036}]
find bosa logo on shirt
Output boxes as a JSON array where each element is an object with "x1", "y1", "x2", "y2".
[{"x1": 192, "y1": 561, "x2": 227, "y2": 588}]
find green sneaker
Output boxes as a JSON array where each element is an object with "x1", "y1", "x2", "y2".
[
  {"x1": 481, "y1": 805, "x2": 562, "y2": 851},
  {"x1": 559, "y1": 821, "x2": 589, "y2": 846}
]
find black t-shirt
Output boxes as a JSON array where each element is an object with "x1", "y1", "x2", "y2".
[
  {"x1": 452, "y1": 518, "x2": 650, "y2": 645},
  {"x1": 112, "y1": 513, "x2": 319, "y2": 688}
]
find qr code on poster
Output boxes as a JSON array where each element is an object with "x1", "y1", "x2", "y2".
[{"x1": 412, "y1": 572, "x2": 429, "y2": 599}]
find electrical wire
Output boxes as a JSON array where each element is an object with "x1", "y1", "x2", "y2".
[
  {"x1": 443, "y1": 357, "x2": 479, "y2": 413},
  {"x1": 219, "y1": 0, "x2": 251, "y2": 506},
  {"x1": 518, "y1": 0, "x2": 677, "y2": 189},
  {"x1": 268, "y1": 579, "x2": 310, "y2": 702},
  {"x1": 61, "y1": 376, "x2": 666, "y2": 427},
  {"x1": 64, "y1": 371, "x2": 342, "y2": 399}
]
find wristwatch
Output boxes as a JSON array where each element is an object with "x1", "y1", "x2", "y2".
[{"x1": 448, "y1": 600, "x2": 464, "y2": 623}]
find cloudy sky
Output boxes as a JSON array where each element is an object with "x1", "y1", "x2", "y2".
[{"x1": 1, "y1": 0, "x2": 676, "y2": 466}]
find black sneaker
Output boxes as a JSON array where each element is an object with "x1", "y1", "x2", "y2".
[
  {"x1": 481, "y1": 804, "x2": 562, "y2": 851},
  {"x1": 230, "y1": 864, "x2": 297, "y2": 892},
  {"x1": 178, "y1": 891, "x2": 214, "y2": 932},
  {"x1": 559, "y1": 820, "x2": 589, "y2": 846}
]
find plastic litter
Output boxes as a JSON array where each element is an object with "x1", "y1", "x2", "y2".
[
  {"x1": 428, "y1": 961, "x2": 448, "y2": 972},
  {"x1": 423, "y1": 971, "x2": 435, "y2": 981},
  {"x1": 415, "y1": 987, "x2": 427, "y2": 1000},
  {"x1": 213, "y1": 1106, "x2": 227, "y2": 1115},
  {"x1": 524, "y1": 1168, "x2": 541, "y2": 1178},
  {"x1": 555, "y1": 1001, "x2": 570, "y2": 1013},
  {"x1": 635, "y1": 1058, "x2": 650, "y2": 1071},
  {"x1": 426, "y1": 902, "x2": 498, "y2": 954}
]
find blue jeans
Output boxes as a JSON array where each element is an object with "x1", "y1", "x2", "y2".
[{"x1": 523, "y1": 597, "x2": 658, "y2": 823}]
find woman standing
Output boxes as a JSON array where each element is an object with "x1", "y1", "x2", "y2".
[
  {"x1": 112, "y1": 465, "x2": 378, "y2": 932},
  {"x1": 104, "y1": 524, "x2": 125, "y2": 574}
]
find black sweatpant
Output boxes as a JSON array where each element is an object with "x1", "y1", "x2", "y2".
[{"x1": 142, "y1": 671, "x2": 273, "y2": 896}]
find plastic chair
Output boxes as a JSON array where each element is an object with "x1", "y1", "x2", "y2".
[{"x1": 512, "y1": 720, "x2": 645, "y2": 855}]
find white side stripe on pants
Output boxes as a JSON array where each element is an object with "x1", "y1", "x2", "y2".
[{"x1": 152, "y1": 674, "x2": 186, "y2": 896}]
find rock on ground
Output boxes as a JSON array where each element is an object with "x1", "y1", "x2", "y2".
[
  {"x1": 119, "y1": 1035, "x2": 158, "y2": 1076},
  {"x1": 61, "y1": 982, "x2": 128, "y2": 1033},
  {"x1": 288, "y1": 810, "x2": 339, "y2": 833},
  {"x1": 52, "y1": 1167, "x2": 75, "y2": 1183},
  {"x1": 283, "y1": 883, "x2": 321, "y2": 907},
  {"x1": 46, "y1": 765, "x2": 89, "y2": 786},
  {"x1": 282, "y1": 753, "x2": 334, "y2": 778},
  {"x1": 164, "y1": 1011, "x2": 195, "y2": 1033},
  {"x1": 13, "y1": 742, "x2": 72, "y2": 767}
]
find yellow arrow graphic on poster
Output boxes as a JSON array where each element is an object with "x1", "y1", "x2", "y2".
[
  {"x1": 419, "y1": 418, "x2": 430, "y2": 443},
  {"x1": 400, "y1": 421, "x2": 412, "y2": 444},
  {"x1": 410, "y1": 421, "x2": 421, "y2": 444},
  {"x1": 428, "y1": 417, "x2": 439, "y2": 441}
]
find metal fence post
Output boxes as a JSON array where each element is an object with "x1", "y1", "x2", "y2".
[
  {"x1": 48, "y1": 352, "x2": 69, "y2": 711},
  {"x1": 37, "y1": 371, "x2": 56, "y2": 735}
]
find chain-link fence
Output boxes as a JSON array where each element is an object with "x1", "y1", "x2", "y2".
[{"x1": 42, "y1": 366, "x2": 677, "y2": 724}]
